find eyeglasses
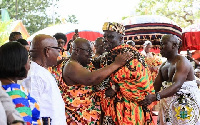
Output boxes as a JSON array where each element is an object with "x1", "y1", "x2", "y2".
[
  {"x1": 73, "y1": 47, "x2": 92, "y2": 54},
  {"x1": 44, "y1": 46, "x2": 62, "y2": 52}
]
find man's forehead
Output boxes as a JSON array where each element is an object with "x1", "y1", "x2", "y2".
[
  {"x1": 44, "y1": 37, "x2": 56, "y2": 42},
  {"x1": 103, "y1": 30, "x2": 116, "y2": 35},
  {"x1": 43, "y1": 38, "x2": 57, "y2": 46},
  {"x1": 160, "y1": 37, "x2": 169, "y2": 43}
]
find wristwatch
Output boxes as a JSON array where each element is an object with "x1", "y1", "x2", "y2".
[{"x1": 156, "y1": 92, "x2": 161, "y2": 101}]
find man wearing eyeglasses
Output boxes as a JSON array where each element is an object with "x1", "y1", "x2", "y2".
[
  {"x1": 22, "y1": 34, "x2": 66, "y2": 125},
  {"x1": 49, "y1": 33, "x2": 69, "y2": 83},
  {"x1": 93, "y1": 22, "x2": 156, "y2": 125},
  {"x1": 59, "y1": 37, "x2": 133, "y2": 124}
]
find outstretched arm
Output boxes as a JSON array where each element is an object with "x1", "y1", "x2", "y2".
[
  {"x1": 153, "y1": 63, "x2": 165, "y2": 92},
  {"x1": 158, "y1": 57, "x2": 190, "y2": 99},
  {"x1": 63, "y1": 52, "x2": 133, "y2": 86}
]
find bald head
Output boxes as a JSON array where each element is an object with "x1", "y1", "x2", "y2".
[
  {"x1": 71, "y1": 38, "x2": 92, "y2": 67},
  {"x1": 31, "y1": 34, "x2": 55, "y2": 50},
  {"x1": 161, "y1": 34, "x2": 180, "y2": 48},
  {"x1": 30, "y1": 34, "x2": 58, "y2": 63},
  {"x1": 72, "y1": 38, "x2": 90, "y2": 50},
  {"x1": 160, "y1": 34, "x2": 181, "y2": 58}
]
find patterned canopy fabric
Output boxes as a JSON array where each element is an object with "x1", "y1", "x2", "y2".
[
  {"x1": 124, "y1": 23, "x2": 182, "y2": 45},
  {"x1": 122, "y1": 15, "x2": 182, "y2": 53}
]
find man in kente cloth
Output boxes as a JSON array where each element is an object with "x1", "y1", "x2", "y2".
[
  {"x1": 93, "y1": 22, "x2": 156, "y2": 125},
  {"x1": 59, "y1": 38, "x2": 133, "y2": 124}
]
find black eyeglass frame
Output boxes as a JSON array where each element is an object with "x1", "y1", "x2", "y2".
[
  {"x1": 44, "y1": 46, "x2": 62, "y2": 50},
  {"x1": 72, "y1": 47, "x2": 93, "y2": 54}
]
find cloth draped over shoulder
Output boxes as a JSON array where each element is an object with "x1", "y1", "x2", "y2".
[
  {"x1": 48, "y1": 51, "x2": 68, "y2": 83},
  {"x1": 95, "y1": 44, "x2": 156, "y2": 125},
  {"x1": 58, "y1": 66, "x2": 101, "y2": 125},
  {"x1": 159, "y1": 80, "x2": 200, "y2": 125}
]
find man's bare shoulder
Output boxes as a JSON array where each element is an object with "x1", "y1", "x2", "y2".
[
  {"x1": 175, "y1": 55, "x2": 192, "y2": 70},
  {"x1": 177, "y1": 55, "x2": 190, "y2": 63},
  {"x1": 64, "y1": 60, "x2": 82, "y2": 72}
]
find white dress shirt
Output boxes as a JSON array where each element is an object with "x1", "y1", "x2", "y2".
[{"x1": 22, "y1": 61, "x2": 66, "y2": 125}]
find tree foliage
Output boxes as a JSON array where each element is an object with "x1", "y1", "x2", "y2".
[
  {"x1": 0, "y1": 21, "x2": 11, "y2": 45},
  {"x1": 135, "y1": 0, "x2": 200, "y2": 28},
  {"x1": 0, "y1": 0, "x2": 78, "y2": 35},
  {"x1": 66, "y1": 15, "x2": 78, "y2": 24},
  {"x1": 1, "y1": 0, "x2": 56, "y2": 35}
]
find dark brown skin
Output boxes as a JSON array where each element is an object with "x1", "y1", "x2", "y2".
[
  {"x1": 63, "y1": 38, "x2": 133, "y2": 86},
  {"x1": 93, "y1": 37, "x2": 105, "y2": 58},
  {"x1": 138, "y1": 34, "x2": 195, "y2": 106}
]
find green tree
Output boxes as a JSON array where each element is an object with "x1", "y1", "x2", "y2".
[
  {"x1": 0, "y1": 21, "x2": 11, "y2": 45},
  {"x1": 135, "y1": 0, "x2": 200, "y2": 28},
  {"x1": 0, "y1": 0, "x2": 62, "y2": 35},
  {"x1": 66, "y1": 15, "x2": 78, "y2": 24}
]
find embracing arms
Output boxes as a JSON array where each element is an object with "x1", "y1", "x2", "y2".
[{"x1": 63, "y1": 52, "x2": 133, "y2": 86}]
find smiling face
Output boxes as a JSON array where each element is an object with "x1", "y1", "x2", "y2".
[
  {"x1": 103, "y1": 30, "x2": 123, "y2": 52},
  {"x1": 73, "y1": 38, "x2": 93, "y2": 67},
  {"x1": 44, "y1": 38, "x2": 60, "y2": 67},
  {"x1": 160, "y1": 35, "x2": 177, "y2": 58},
  {"x1": 78, "y1": 43, "x2": 93, "y2": 67}
]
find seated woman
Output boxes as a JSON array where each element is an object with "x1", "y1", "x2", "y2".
[{"x1": 0, "y1": 42, "x2": 41, "y2": 125}]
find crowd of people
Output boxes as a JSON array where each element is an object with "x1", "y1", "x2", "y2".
[{"x1": 1, "y1": 22, "x2": 200, "y2": 125}]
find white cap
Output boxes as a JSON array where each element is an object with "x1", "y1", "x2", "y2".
[
  {"x1": 143, "y1": 40, "x2": 152, "y2": 47},
  {"x1": 195, "y1": 68, "x2": 200, "y2": 73}
]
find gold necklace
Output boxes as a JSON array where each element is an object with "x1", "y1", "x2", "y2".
[{"x1": 7, "y1": 78, "x2": 16, "y2": 83}]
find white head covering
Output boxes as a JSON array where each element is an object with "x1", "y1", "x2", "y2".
[
  {"x1": 143, "y1": 40, "x2": 152, "y2": 47},
  {"x1": 195, "y1": 68, "x2": 200, "y2": 73}
]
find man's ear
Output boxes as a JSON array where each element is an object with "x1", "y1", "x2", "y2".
[
  {"x1": 172, "y1": 43, "x2": 178, "y2": 49},
  {"x1": 74, "y1": 48, "x2": 79, "y2": 55},
  {"x1": 44, "y1": 48, "x2": 50, "y2": 57}
]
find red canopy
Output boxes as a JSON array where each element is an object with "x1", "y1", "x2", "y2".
[
  {"x1": 181, "y1": 32, "x2": 200, "y2": 51},
  {"x1": 66, "y1": 31, "x2": 103, "y2": 42},
  {"x1": 27, "y1": 23, "x2": 103, "y2": 45},
  {"x1": 181, "y1": 23, "x2": 200, "y2": 51}
]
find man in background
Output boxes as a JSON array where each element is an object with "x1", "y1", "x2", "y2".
[
  {"x1": 141, "y1": 40, "x2": 162, "y2": 81},
  {"x1": 9, "y1": 32, "x2": 22, "y2": 42},
  {"x1": 93, "y1": 37, "x2": 105, "y2": 59}
]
